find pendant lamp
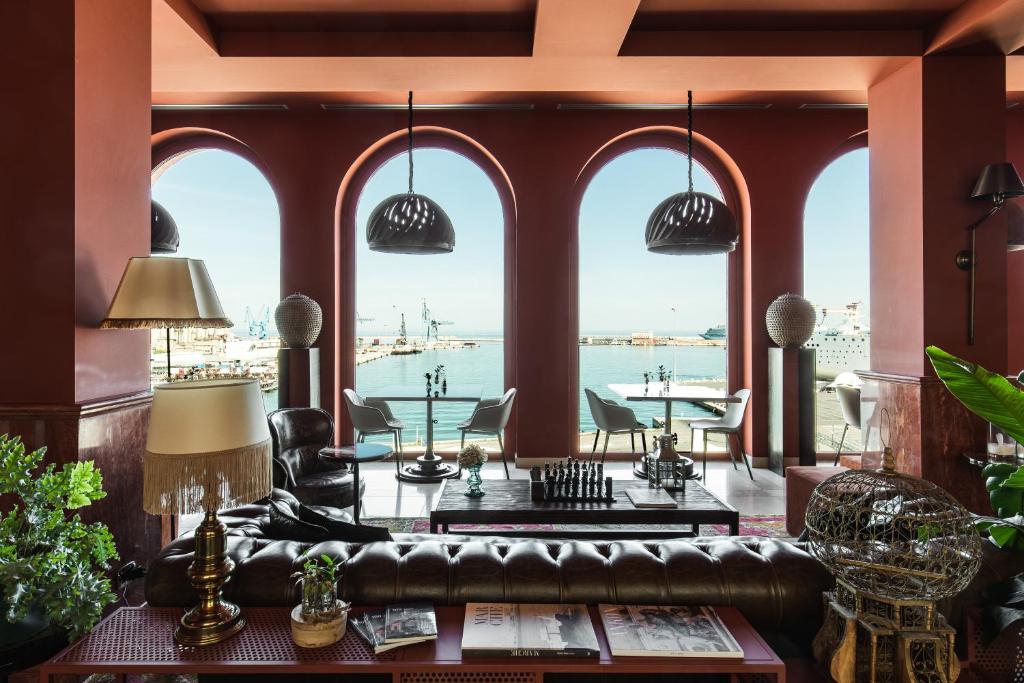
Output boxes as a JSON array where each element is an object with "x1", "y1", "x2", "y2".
[
  {"x1": 366, "y1": 92, "x2": 455, "y2": 254},
  {"x1": 645, "y1": 91, "x2": 738, "y2": 255}
]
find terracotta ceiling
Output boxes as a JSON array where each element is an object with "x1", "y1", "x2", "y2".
[{"x1": 152, "y1": 0, "x2": 1024, "y2": 108}]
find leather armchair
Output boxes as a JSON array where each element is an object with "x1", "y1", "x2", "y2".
[{"x1": 267, "y1": 408, "x2": 365, "y2": 509}]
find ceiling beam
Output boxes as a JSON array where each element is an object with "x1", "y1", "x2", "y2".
[
  {"x1": 153, "y1": 0, "x2": 218, "y2": 58},
  {"x1": 622, "y1": 30, "x2": 923, "y2": 57},
  {"x1": 532, "y1": 0, "x2": 640, "y2": 57},
  {"x1": 927, "y1": 0, "x2": 1024, "y2": 54},
  {"x1": 152, "y1": 54, "x2": 914, "y2": 94}
]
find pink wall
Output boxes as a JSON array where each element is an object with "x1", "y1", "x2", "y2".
[{"x1": 152, "y1": 107, "x2": 865, "y2": 461}]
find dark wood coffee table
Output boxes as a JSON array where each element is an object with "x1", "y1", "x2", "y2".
[{"x1": 430, "y1": 479, "x2": 739, "y2": 538}]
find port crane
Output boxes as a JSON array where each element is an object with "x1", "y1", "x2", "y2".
[
  {"x1": 244, "y1": 305, "x2": 270, "y2": 340},
  {"x1": 421, "y1": 298, "x2": 454, "y2": 340}
]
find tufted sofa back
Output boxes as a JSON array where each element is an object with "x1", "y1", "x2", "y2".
[{"x1": 146, "y1": 492, "x2": 832, "y2": 653}]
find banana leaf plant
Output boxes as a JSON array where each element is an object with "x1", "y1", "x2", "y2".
[{"x1": 925, "y1": 346, "x2": 1024, "y2": 643}]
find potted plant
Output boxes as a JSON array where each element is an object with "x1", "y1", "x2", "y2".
[
  {"x1": 925, "y1": 347, "x2": 1024, "y2": 643},
  {"x1": 0, "y1": 434, "x2": 118, "y2": 663},
  {"x1": 292, "y1": 554, "x2": 340, "y2": 623}
]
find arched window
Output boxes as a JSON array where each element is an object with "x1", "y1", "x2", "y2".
[
  {"x1": 578, "y1": 148, "x2": 728, "y2": 452},
  {"x1": 150, "y1": 149, "x2": 281, "y2": 411},
  {"x1": 803, "y1": 146, "x2": 870, "y2": 453},
  {"x1": 353, "y1": 149, "x2": 504, "y2": 451}
]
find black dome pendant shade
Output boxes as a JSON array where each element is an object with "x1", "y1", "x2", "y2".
[
  {"x1": 151, "y1": 199, "x2": 180, "y2": 254},
  {"x1": 366, "y1": 92, "x2": 455, "y2": 254},
  {"x1": 645, "y1": 91, "x2": 738, "y2": 255}
]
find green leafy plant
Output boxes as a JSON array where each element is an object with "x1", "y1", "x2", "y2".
[
  {"x1": 0, "y1": 434, "x2": 118, "y2": 640},
  {"x1": 925, "y1": 346, "x2": 1024, "y2": 644}
]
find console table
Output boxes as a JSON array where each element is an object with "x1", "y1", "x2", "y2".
[
  {"x1": 40, "y1": 605, "x2": 785, "y2": 682},
  {"x1": 430, "y1": 479, "x2": 739, "y2": 538}
]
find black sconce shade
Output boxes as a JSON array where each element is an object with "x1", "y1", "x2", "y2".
[
  {"x1": 366, "y1": 193, "x2": 455, "y2": 254},
  {"x1": 970, "y1": 163, "x2": 1024, "y2": 203},
  {"x1": 151, "y1": 200, "x2": 180, "y2": 254}
]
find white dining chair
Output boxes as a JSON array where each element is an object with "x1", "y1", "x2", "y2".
[
  {"x1": 457, "y1": 388, "x2": 517, "y2": 479},
  {"x1": 585, "y1": 388, "x2": 648, "y2": 467},
  {"x1": 684, "y1": 389, "x2": 752, "y2": 481},
  {"x1": 833, "y1": 384, "x2": 863, "y2": 465},
  {"x1": 342, "y1": 389, "x2": 404, "y2": 471}
]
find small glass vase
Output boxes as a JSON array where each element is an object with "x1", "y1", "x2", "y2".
[
  {"x1": 299, "y1": 573, "x2": 338, "y2": 623},
  {"x1": 464, "y1": 464, "x2": 485, "y2": 497}
]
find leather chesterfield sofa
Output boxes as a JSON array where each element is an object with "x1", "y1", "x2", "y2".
[{"x1": 145, "y1": 490, "x2": 1020, "y2": 659}]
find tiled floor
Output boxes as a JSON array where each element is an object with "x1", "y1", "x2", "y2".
[{"x1": 357, "y1": 458, "x2": 786, "y2": 519}]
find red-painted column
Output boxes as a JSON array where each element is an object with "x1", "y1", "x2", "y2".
[
  {"x1": 866, "y1": 56, "x2": 1007, "y2": 511},
  {"x1": 0, "y1": 1, "x2": 157, "y2": 561},
  {"x1": 1007, "y1": 113, "x2": 1024, "y2": 372}
]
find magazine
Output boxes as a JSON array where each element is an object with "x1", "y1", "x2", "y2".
[
  {"x1": 599, "y1": 605, "x2": 744, "y2": 658},
  {"x1": 385, "y1": 602, "x2": 438, "y2": 643},
  {"x1": 625, "y1": 487, "x2": 678, "y2": 508},
  {"x1": 350, "y1": 604, "x2": 437, "y2": 654},
  {"x1": 461, "y1": 603, "x2": 600, "y2": 658}
]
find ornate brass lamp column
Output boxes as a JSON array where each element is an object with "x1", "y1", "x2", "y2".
[{"x1": 143, "y1": 378, "x2": 272, "y2": 646}]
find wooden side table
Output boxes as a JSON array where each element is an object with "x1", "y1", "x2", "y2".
[
  {"x1": 40, "y1": 605, "x2": 788, "y2": 682},
  {"x1": 319, "y1": 443, "x2": 392, "y2": 523}
]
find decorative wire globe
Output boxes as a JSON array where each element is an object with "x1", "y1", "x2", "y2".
[
  {"x1": 366, "y1": 193, "x2": 454, "y2": 254},
  {"x1": 765, "y1": 293, "x2": 816, "y2": 348},
  {"x1": 804, "y1": 463, "x2": 982, "y2": 602}
]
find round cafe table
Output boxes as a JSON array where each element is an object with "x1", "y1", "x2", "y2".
[
  {"x1": 319, "y1": 443, "x2": 392, "y2": 524},
  {"x1": 365, "y1": 386, "x2": 481, "y2": 483}
]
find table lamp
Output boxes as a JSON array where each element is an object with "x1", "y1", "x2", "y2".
[
  {"x1": 100, "y1": 257, "x2": 232, "y2": 378},
  {"x1": 144, "y1": 378, "x2": 272, "y2": 646}
]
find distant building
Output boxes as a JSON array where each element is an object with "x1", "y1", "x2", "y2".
[{"x1": 631, "y1": 332, "x2": 655, "y2": 346}]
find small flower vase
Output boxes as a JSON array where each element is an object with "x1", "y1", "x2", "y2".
[{"x1": 464, "y1": 464, "x2": 485, "y2": 497}]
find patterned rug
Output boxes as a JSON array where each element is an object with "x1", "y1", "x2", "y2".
[{"x1": 361, "y1": 515, "x2": 789, "y2": 538}]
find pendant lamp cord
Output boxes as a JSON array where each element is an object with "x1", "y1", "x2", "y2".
[
  {"x1": 687, "y1": 90, "x2": 694, "y2": 194},
  {"x1": 407, "y1": 90, "x2": 414, "y2": 194}
]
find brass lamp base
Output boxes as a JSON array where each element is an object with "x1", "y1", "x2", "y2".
[{"x1": 175, "y1": 508, "x2": 246, "y2": 646}]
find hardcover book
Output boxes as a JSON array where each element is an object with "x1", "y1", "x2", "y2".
[
  {"x1": 599, "y1": 605, "x2": 744, "y2": 658},
  {"x1": 461, "y1": 603, "x2": 600, "y2": 658},
  {"x1": 625, "y1": 487, "x2": 678, "y2": 508},
  {"x1": 385, "y1": 602, "x2": 438, "y2": 643}
]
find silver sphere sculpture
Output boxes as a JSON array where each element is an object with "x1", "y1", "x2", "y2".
[
  {"x1": 275, "y1": 294, "x2": 323, "y2": 349},
  {"x1": 765, "y1": 293, "x2": 816, "y2": 348}
]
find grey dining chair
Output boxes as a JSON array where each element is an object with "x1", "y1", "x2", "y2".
[
  {"x1": 833, "y1": 384, "x2": 863, "y2": 465},
  {"x1": 342, "y1": 389, "x2": 404, "y2": 469},
  {"x1": 584, "y1": 388, "x2": 648, "y2": 467},
  {"x1": 685, "y1": 388, "x2": 752, "y2": 481},
  {"x1": 457, "y1": 388, "x2": 517, "y2": 479}
]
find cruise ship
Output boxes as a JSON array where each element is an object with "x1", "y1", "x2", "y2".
[
  {"x1": 804, "y1": 302, "x2": 870, "y2": 380},
  {"x1": 700, "y1": 325, "x2": 726, "y2": 340}
]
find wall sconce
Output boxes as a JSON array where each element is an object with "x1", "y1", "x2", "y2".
[{"x1": 955, "y1": 163, "x2": 1024, "y2": 345}]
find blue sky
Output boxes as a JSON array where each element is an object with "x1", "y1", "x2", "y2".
[{"x1": 151, "y1": 145, "x2": 869, "y2": 337}]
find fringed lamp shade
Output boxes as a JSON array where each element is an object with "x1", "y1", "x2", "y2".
[
  {"x1": 366, "y1": 193, "x2": 455, "y2": 254},
  {"x1": 143, "y1": 379, "x2": 272, "y2": 514},
  {"x1": 100, "y1": 257, "x2": 232, "y2": 330},
  {"x1": 151, "y1": 200, "x2": 180, "y2": 254},
  {"x1": 645, "y1": 191, "x2": 738, "y2": 255}
]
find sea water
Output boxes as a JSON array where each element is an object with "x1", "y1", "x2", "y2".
[{"x1": 343, "y1": 342, "x2": 727, "y2": 444}]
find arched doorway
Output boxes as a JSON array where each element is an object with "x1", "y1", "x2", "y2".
[
  {"x1": 803, "y1": 142, "x2": 870, "y2": 454},
  {"x1": 353, "y1": 149, "x2": 505, "y2": 452},
  {"x1": 150, "y1": 147, "x2": 281, "y2": 411}
]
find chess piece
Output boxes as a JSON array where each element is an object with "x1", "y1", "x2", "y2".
[
  {"x1": 605, "y1": 477, "x2": 613, "y2": 499},
  {"x1": 597, "y1": 463, "x2": 603, "y2": 480},
  {"x1": 544, "y1": 463, "x2": 551, "y2": 479},
  {"x1": 545, "y1": 476, "x2": 555, "y2": 499},
  {"x1": 530, "y1": 466, "x2": 541, "y2": 482}
]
